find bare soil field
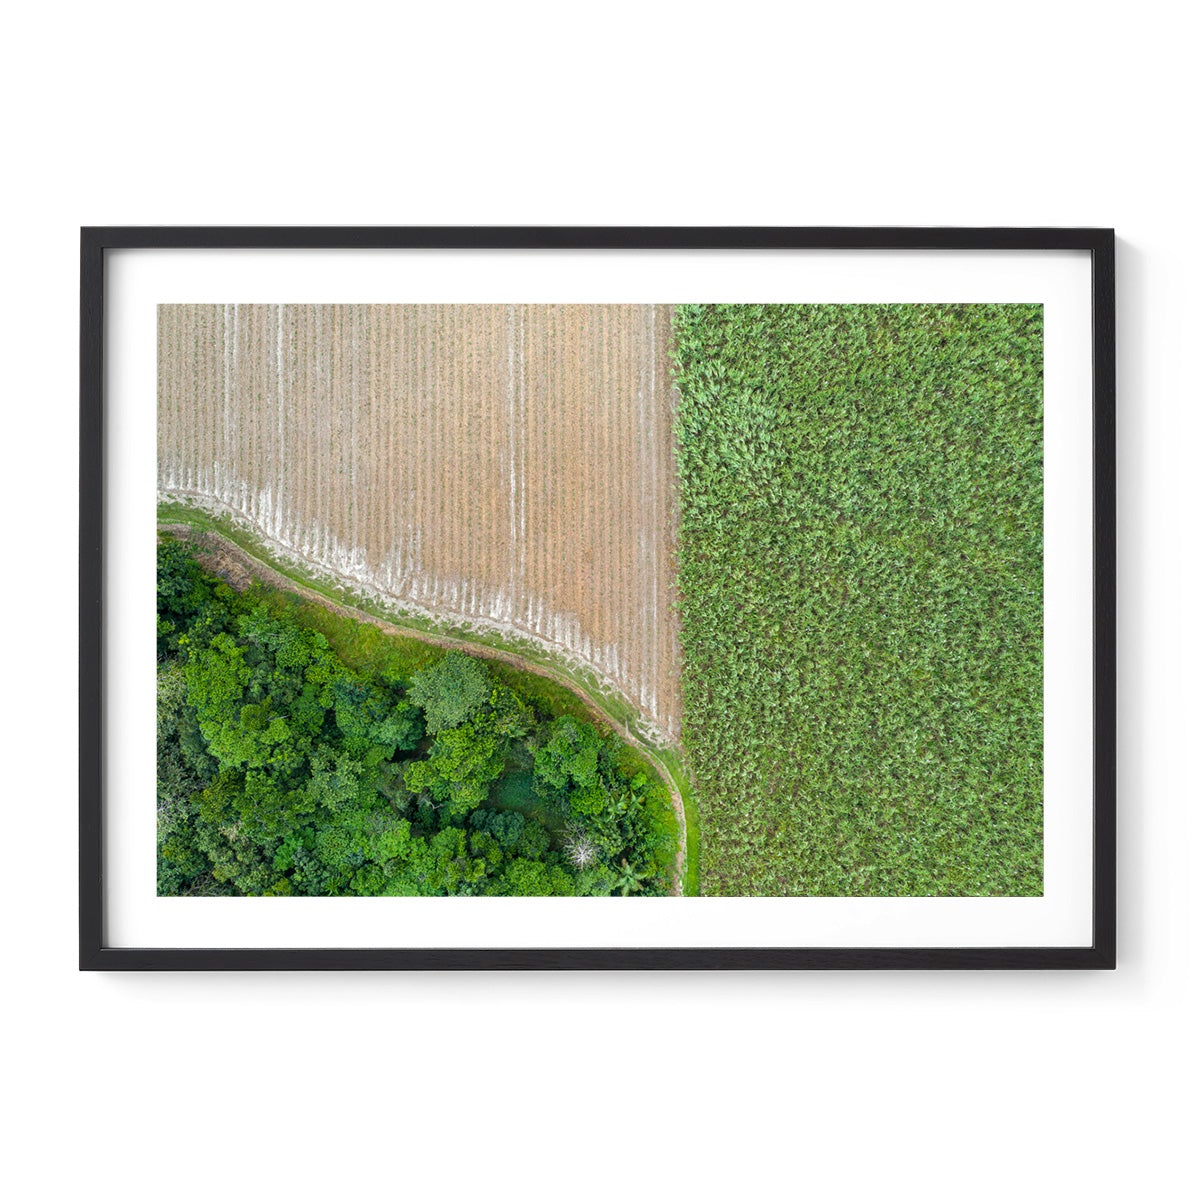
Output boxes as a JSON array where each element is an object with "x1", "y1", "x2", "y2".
[{"x1": 158, "y1": 304, "x2": 680, "y2": 739}]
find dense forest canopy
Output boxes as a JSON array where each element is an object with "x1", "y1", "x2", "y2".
[{"x1": 156, "y1": 539, "x2": 678, "y2": 897}]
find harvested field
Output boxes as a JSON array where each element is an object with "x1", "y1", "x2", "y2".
[{"x1": 158, "y1": 304, "x2": 680, "y2": 739}]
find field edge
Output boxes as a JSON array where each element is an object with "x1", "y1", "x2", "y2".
[{"x1": 159, "y1": 501, "x2": 701, "y2": 896}]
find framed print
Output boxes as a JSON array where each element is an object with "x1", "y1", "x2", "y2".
[{"x1": 79, "y1": 226, "x2": 1115, "y2": 969}]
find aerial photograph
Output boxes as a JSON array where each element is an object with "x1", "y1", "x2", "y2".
[{"x1": 156, "y1": 302, "x2": 1043, "y2": 898}]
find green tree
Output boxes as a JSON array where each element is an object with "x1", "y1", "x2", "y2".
[
  {"x1": 157, "y1": 538, "x2": 225, "y2": 656},
  {"x1": 614, "y1": 858, "x2": 649, "y2": 896},
  {"x1": 407, "y1": 651, "x2": 491, "y2": 734},
  {"x1": 403, "y1": 718, "x2": 507, "y2": 818},
  {"x1": 333, "y1": 676, "x2": 422, "y2": 756},
  {"x1": 533, "y1": 716, "x2": 613, "y2": 816},
  {"x1": 502, "y1": 858, "x2": 574, "y2": 897}
]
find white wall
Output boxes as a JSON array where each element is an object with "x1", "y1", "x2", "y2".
[{"x1": 2, "y1": 3, "x2": 1193, "y2": 1195}]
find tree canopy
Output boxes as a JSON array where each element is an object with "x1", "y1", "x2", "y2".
[{"x1": 157, "y1": 539, "x2": 679, "y2": 898}]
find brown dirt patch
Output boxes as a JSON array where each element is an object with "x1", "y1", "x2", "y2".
[{"x1": 158, "y1": 304, "x2": 680, "y2": 741}]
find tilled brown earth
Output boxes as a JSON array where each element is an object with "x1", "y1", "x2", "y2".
[{"x1": 158, "y1": 303, "x2": 680, "y2": 739}]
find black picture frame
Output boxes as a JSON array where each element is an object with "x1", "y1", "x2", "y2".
[{"x1": 80, "y1": 226, "x2": 1115, "y2": 970}]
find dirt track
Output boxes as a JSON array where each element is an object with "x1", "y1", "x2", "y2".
[
  {"x1": 162, "y1": 524, "x2": 687, "y2": 894},
  {"x1": 158, "y1": 304, "x2": 680, "y2": 740}
]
